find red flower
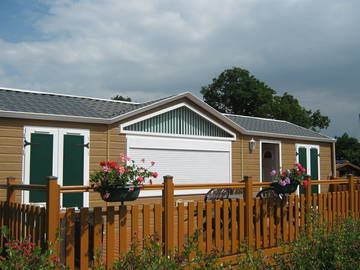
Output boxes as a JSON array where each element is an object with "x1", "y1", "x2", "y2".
[
  {"x1": 296, "y1": 171, "x2": 301, "y2": 176},
  {"x1": 281, "y1": 171, "x2": 286, "y2": 177},
  {"x1": 149, "y1": 179, "x2": 153, "y2": 185},
  {"x1": 108, "y1": 161, "x2": 119, "y2": 169},
  {"x1": 296, "y1": 163, "x2": 303, "y2": 170},
  {"x1": 151, "y1": 172, "x2": 159, "y2": 178},
  {"x1": 100, "y1": 161, "x2": 107, "y2": 166}
]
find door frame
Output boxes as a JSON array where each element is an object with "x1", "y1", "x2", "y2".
[
  {"x1": 296, "y1": 144, "x2": 321, "y2": 193},
  {"x1": 23, "y1": 126, "x2": 89, "y2": 207},
  {"x1": 259, "y1": 139, "x2": 282, "y2": 182}
]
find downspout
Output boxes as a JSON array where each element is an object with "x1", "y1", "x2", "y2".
[
  {"x1": 241, "y1": 135, "x2": 244, "y2": 178},
  {"x1": 107, "y1": 125, "x2": 110, "y2": 162},
  {"x1": 332, "y1": 141, "x2": 336, "y2": 177}
]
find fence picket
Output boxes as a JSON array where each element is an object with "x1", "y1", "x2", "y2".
[
  {"x1": 262, "y1": 198, "x2": 268, "y2": 248},
  {"x1": 269, "y1": 199, "x2": 275, "y2": 246},
  {"x1": 131, "y1": 205, "x2": 139, "y2": 240},
  {"x1": 119, "y1": 205, "x2": 127, "y2": 255},
  {"x1": 188, "y1": 202, "x2": 195, "y2": 240},
  {"x1": 177, "y1": 202, "x2": 184, "y2": 252},
  {"x1": 80, "y1": 208, "x2": 89, "y2": 270},
  {"x1": 294, "y1": 195, "x2": 299, "y2": 240},
  {"x1": 282, "y1": 199, "x2": 288, "y2": 243},
  {"x1": 65, "y1": 208, "x2": 75, "y2": 269},
  {"x1": 223, "y1": 199, "x2": 229, "y2": 254},
  {"x1": 93, "y1": 207, "x2": 102, "y2": 263},
  {"x1": 255, "y1": 198, "x2": 261, "y2": 249},
  {"x1": 206, "y1": 201, "x2": 212, "y2": 253},
  {"x1": 197, "y1": 201, "x2": 204, "y2": 252},
  {"x1": 143, "y1": 204, "x2": 150, "y2": 246},
  {"x1": 106, "y1": 206, "x2": 115, "y2": 269},
  {"x1": 231, "y1": 199, "x2": 237, "y2": 253},
  {"x1": 215, "y1": 200, "x2": 221, "y2": 250},
  {"x1": 238, "y1": 199, "x2": 245, "y2": 250},
  {"x1": 289, "y1": 195, "x2": 294, "y2": 242},
  {"x1": 154, "y1": 204, "x2": 162, "y2": 242}
]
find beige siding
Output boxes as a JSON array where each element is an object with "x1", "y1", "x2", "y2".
[{"x1": 0, "y1": 117, "x2": 108, "y2": 203}]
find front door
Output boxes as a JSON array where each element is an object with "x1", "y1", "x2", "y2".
[
  {"x1": 24, "y1": 127, "x2": 89, "y2": 208},
  {"x1": 262, "y1": 142, "x2": 280, "y2": 182}
]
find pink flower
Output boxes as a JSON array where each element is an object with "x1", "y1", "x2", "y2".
[
  {"x1": 102, "y1": 166, "x2": 110, "y2": 172},
  {"x1": 151, "y1": 172, "x2": 159, "y2": 178},
  {"x1": 128, "y1": 186, "x2": 135, "y2": 192},
  {"x1": 151, "y1": 161, "x2": 155, "y2": 166},
  {"x1": 149, "y1": 179, "x2": 153, "y2": 185},
  {"x1": 120, "y1": 153, "x2": 126, "y2": 163},
  {"x1": 270, "y1": 170, "x2": 277, "y2": 176},
  {"x1": 137, "y1": 176, "x2": 144, "y2": 182},
  {"x1": 141, "y1": 158, "x2": 145, "y2": 163},
  {"x1": 103, "y1": 193, "x2": 110, "y2": 199},
  {"x1": 296, "y1": 163, "x2": 303, "y2": 170},
  {"x1": 296, "y1": 171, "x2": 301, "y2": 176},
  {"x1": 301, "y1": 168, "x2": 306, "y2": 173},
  {"x1": 117, "y1": 167, "x2": 125, "y2": 174},
  {"x1": 126, "y1": 156, "x2": 132, "y2": 161},
  {"x1": 279, "y1": 180, "x2": 287, "y2": 186}
]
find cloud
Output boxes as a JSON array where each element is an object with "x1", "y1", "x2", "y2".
[{"x1": 0, "y1": 0, "x2": 359, "y2": 138}]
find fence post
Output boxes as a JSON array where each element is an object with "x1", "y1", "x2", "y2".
[
  {"x1": 47, "y1": 176, "x2": 60, "y2": 257},
  {"x1": 162, "y1": 175, "x2": 174, "y2": 254},
  {"x1": 348, "y1": 174, "x2": 354, "y2": 216},
  {"x1": 6, "y1": 177, "x2": 16, "y2": 204},
  {"x1": 244, "y1": 176, "x2": 253, "y2": 248}
]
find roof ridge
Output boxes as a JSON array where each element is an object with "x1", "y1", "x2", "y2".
[
  {"x1": 0, "y1": 86, "x2": 140, "y2": 105},
  {"x1": 223, "y1": 113, "x2": 288, "y2": 123}
]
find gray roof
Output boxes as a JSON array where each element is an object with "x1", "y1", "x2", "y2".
[
  {"x1": 0, "y1": 88, "x2": 161, "y2": 119},
  {"x1": 0, "y1": 88, "x2": 333, "y2": 141},
  {"x1": 225, "y1": 114, "x2": 331, "y2": 140}
]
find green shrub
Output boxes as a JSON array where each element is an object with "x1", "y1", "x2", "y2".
[{"x1": 110, "y1": 231, "x2": 230, "y2": 270}]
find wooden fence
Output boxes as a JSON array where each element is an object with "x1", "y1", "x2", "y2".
[{"x1": 0, "y1": 175, "x2": 360, "y2": 269}]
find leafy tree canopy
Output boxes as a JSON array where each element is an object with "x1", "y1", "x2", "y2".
[
  {"x1": 335, "y1": 133, "x2": 360, "y2": 166},
  {"x1": 201, "y1": 67, "x2": 330, "y2": 131},
  {"x1": 111, "y1": 95, "x2": 132, "y2": 102}
]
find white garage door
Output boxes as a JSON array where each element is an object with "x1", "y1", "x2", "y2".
[{"x1": 127, "y1": 135, "x2": 232, "y2": 196}]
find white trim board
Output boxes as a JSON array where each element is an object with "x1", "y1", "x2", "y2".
[{"x1": 23, "y1": 126, "x2": 90, "y2": 208}]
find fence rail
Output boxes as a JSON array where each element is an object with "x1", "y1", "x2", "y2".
[{"x1": 0, "y1": 175, "x2": 359, "y2": 270}]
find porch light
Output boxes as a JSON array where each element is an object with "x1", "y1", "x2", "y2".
[{"x1": 249, "y1": 138, "x2": 256, "y2": 151}]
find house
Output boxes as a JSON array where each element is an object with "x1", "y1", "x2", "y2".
[
  {"x1": 336, "y1": 161, "x2": 360, "y2": 177},
  {"x1": 0, "y1": 87, "x2": 336, "y2": 207}
]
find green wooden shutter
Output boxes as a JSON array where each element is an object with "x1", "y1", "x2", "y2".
[
  {"x1": 310, "y1": 148, "x2": 319, "y2": 193},
  {"x1": 29, "y1": 133, "x2": 53, "y2": 202},
  {"x1": 298, "y1": 147, "x2": 307, "y2": 195},
  {"x1": 62, "y1": 134, "x2": 84, "y2": 208}
]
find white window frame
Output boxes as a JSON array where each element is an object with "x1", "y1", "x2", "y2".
[
  {"x1": 259, "y1": 139, "x2": 282, "y2": 182},
  {"x1": 23, "y1": 126, "x2": 89, "y2": 208},
  {"x1": 120, "y1": 102, "x2": 236, "y2": 141},
  {"x1": 296, "y1": 144, "x2": 321, "y2": 193}
]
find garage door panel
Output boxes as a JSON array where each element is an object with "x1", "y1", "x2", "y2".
[{"x1": 127, "y1": 136, "x2": 231, "y2": 197}]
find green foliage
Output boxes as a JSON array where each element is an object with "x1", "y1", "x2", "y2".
[
  {"x1": 336, "y1": 133, "x2": 360, "y2": 166},
  {"x1": 235, "y1": 215, "x2": 360, "y2": 270},
  {"x1": 111, "y1": 95, "x2": 132, "y2": 102},
  {"x1": 110, "y1": 232, "x2": 230, "y2": 270},
  {"x1": 201, "y1": 67, "x2": 330, "y2": 131},
  {"x1": 0, "y1": 228, "x2": 65, "y2": 270}
]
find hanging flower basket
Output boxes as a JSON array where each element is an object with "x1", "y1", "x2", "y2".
[
  {"x1": 268, "y1": 163, "x2": 307, "y2": 195},
  {"x1": 90, "y1": 154, "x2": 158, "y2": 202},
  {"x1": 271, "y1": 182, "x2": 298, "y2": 194},
  {"x1": 100, "y1": 185, "x2": 141, "y2": 202}
]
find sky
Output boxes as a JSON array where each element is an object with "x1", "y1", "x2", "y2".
[{"x1": 0, "y1": 0, "x2": 359, "y2": 139}]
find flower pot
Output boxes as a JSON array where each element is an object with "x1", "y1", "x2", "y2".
[
  {"x1": 100, "y1": 185, "x2": 141, "y2": 202},
  {"x1": 271, "y1": 182, "x2": 298, "y2": 194}
]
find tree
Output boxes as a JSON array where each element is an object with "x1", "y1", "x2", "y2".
[
  {"x1": 335, "y1": 133, "x2": 360, "y2": 166},
  {"x1": 111, "y1": 95, "x2": 132, "y2": 102},
  {"x1": 201, "y1": 67, "x2": 330, "y2": 131}
]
